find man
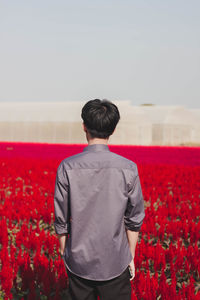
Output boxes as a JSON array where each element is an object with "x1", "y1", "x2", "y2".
[{"x1": 54, "y1": 99, "x2": 145, "y2": 300}]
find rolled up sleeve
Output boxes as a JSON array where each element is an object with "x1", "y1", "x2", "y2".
[
  {"x1": 124, "y1": 166, "x2": 145, "y2": 232},
  {"x1": 53, "y1": 163, "x2": 70, "y2": 235}
]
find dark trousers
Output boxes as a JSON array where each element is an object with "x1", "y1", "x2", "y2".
[{"x1": 66, "y1": 267, "x2": 132, "y2": 300}]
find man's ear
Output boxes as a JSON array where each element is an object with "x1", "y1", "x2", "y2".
[
  {"x1": 82, "y1": 123, "x2": 87, "y2": 133},
  {"x1": 111, "y1": 127, "x2": 116, "y2": 135}
]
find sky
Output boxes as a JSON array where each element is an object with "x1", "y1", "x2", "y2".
[{"x1": 0, "y1": 0, "x2": 200, "y2": 108}]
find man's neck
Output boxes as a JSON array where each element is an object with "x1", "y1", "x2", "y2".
[{"x1": 88, "y1": 138, "x2": 108, "y2": 146}]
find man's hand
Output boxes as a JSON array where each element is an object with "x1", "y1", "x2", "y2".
[
  {"x1": 128, "y1": 258, "x2": 135, "y2": 281},
  {"x1": 125, "y1": 230, "x2": 138, "y2": 281}
]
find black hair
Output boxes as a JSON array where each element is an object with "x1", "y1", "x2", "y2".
[{"x1": 81, "y1": 99, "x2": 120, "y2": 139}]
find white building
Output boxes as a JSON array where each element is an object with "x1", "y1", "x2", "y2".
[{"x1": 0, "y1": 101, "x2": 199, "y2": 145}]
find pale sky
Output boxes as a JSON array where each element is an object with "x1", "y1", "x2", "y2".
[{"x1": 0, "y1": 0, "x2": 200, "y2": 108}]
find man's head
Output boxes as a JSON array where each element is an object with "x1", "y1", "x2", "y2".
[{"x1": 81, "y1": 99, "x2": 120, "y2": 139}]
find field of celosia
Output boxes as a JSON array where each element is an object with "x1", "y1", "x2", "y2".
[{"x1": 0, "y1": 142, "x2": 199, "y2": 300}]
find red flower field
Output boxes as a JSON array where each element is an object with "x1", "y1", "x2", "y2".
[{"x1": 0, "y1": 142, "x2": 199, "y2": 299}]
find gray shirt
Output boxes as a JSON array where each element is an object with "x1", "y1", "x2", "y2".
[{"x1": 53, "y1": 144, "x2": 145, "y2": 281}]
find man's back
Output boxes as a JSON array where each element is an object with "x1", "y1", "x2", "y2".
[{"x1": 54, "y1": 143, "x2": 145, "y2": 280}]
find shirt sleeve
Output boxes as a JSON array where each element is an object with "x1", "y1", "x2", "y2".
[
  {"x1": 124, "y1": 165, "x2": 145, "y2": 232},
  {"x1": 53, "y1": 163, "x2": 70, "y2": 235}
]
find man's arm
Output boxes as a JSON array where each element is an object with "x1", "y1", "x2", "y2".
[
  {"x1": 124, "y1": 165, "x2": 145, "y2": 256},
  {"x1": 54, "y1": 163, "x2": 70, "y2": 256},
  {"x1": 124, "y1": 166, "x2": 145, "y2": 232},
  {"x1": 125, "y1": 230, "x2": 139, "y2": 259},
  {"x1": 58, "y1": 233, "x2": 67, "y2": 256},
  {"x1": 125, "y1": 229, "x2": 139, "y2": 281}
]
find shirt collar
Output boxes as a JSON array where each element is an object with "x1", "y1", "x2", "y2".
[{"x1": 83, "y1": 144, "x2": 110, "y2": 153}]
